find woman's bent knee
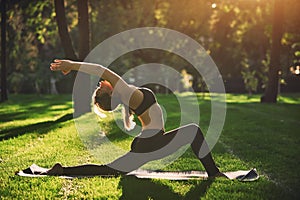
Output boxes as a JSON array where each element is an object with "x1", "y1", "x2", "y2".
[{"x1": 182, "y1": 123, "x2": 201, "y2": 133}]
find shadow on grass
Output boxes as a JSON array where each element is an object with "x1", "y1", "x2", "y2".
[
  {"x1": 0, "y1": 111, "x2": 28, "y2": 123},
  {"x1": 119, "y1": 176, "x2": 213, "y2": 200},
  {"x1": 0, "y1": 113, "x2": 73, "y2": 141}
]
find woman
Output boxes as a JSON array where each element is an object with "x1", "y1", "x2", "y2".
[{"x1": 47, "y1": 59, "x2": 225, "y2": 178}]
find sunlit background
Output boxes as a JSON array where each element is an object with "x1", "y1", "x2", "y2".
[{"x1": 1, "y1": 0, "x2": 299, "y2": 97}]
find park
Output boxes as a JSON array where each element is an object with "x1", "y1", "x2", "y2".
[{"x1": 1, "y1": 0, "x2": 299, "y2": 199}]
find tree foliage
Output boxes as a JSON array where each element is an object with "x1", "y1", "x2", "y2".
[{"x1": 2, "y1": 0, "x2": 299, "y2": 98}]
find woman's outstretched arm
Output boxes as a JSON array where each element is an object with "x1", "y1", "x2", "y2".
[
  {"x1": 50, "y1": 59, "x2": 124, "y2": 88},
  {"x1": 50, "y1": 59, "x2": 143, "y2": 107}
]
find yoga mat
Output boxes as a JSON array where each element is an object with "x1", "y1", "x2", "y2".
[
  {"x1": 16, "y1": 164, "x2": 259, "y2": 182},
  {"x1": 128, "y1": 169, "x2": 259, "y2": 181}
]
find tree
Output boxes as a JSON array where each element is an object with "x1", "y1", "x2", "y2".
[
  {"x1": 261, "y1": 0, "x2": 284, "y2": 103},
  {"x1": 1, "y1": 0, "x2": 8, "y2": 102},
  {"x1": 3, "y1": 0, "x2": 298, "y2": 95},
  {"x1": 73, "y1": 0, "x2": 91, "y2": 117},
  {"x1": 5, "y1": 0, "x2": 58, "y2": 94},
  {"x1": 54, "y1": 0, "x2": 91, "y2": 116},
  {"x1": 54, "y1": 0, "x2": 77, "y2": 60}
]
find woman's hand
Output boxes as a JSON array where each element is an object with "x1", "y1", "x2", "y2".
[{"x1": 50, "y1": 59, "x2": 73, "y2": 75}]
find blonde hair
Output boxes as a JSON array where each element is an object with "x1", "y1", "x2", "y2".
[
  {"x1": 122, "y1": 105, "x2": 136, "y2": 131},
  {"x1": 92, "y1": 83, "x2": 136, "y2": 131}
]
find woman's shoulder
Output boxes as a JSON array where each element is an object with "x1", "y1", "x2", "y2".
[{"x1": 116, "y1": 84, "x2": 143, "y2": 109}]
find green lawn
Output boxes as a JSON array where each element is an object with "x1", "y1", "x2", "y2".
[{"x1": 0, "y1": 93, "x2": 299, "y2": 199}]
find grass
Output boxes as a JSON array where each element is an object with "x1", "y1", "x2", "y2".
[{"x1": 0, "y1": 93, "x2": 299, "y2": 199}]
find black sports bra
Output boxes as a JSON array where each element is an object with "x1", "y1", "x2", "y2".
[{"x1": 130, "y1": 88, "x2": 157, "y2": 116}]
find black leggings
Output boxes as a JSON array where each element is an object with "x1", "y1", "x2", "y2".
[{"x1": 60, "y1": 123, "x2": 220, "y2": 177}]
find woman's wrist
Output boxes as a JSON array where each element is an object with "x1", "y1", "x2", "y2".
[{"x1": 70, "y1": 61, "x2": 81, "y2": 71}]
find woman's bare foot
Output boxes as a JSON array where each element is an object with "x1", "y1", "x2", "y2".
[{"x1": 42, "y1": 163, "x2": 63, "y2": 176}]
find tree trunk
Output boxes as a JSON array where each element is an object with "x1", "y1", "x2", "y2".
[
  {"x1": 261, "y1": 0, "x2": 284, "y2": 103},
  {"x1": 1, "y1": 0, "x2": 8, "y2": 102},
  {"x1": 73, "y1": 0, "x2": 91, "y2": 117},
  {"x1": 54, "y1": 0, "x2": 91, "y2": 116},
  {"x1": 54, "y1": 0, "x2": 77, "y2": 60},
  {"x1": 54, "y1": 0, "x2": 77, "y2": 94},
  {"x1": 77, "y1": 0, "x2": 90, "y2": 61}
]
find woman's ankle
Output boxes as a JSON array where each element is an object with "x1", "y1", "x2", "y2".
[
  {"x1": 209, "y1": 171, "x2": 228, "y2": 179},
  {"x1": 46, "y1": 163, "x2": 64, "y2": 175}
]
